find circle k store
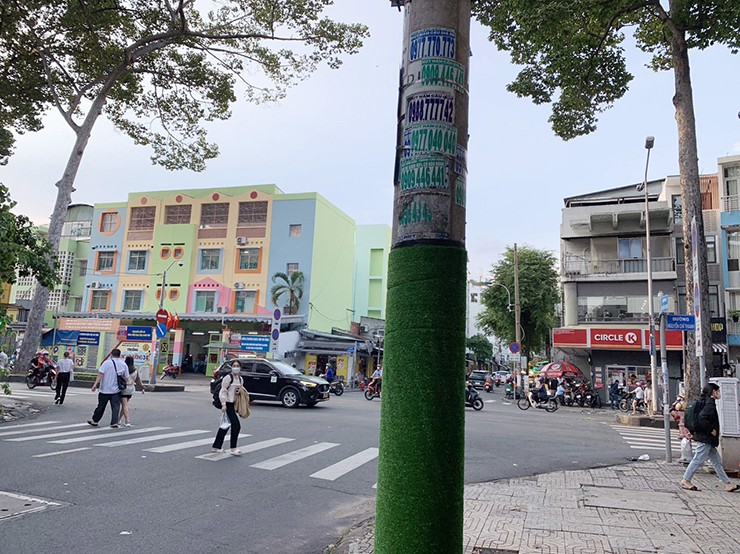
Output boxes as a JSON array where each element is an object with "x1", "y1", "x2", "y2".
[{"x1": 552, "y1": 327, "x2": 684, "y2": 399}]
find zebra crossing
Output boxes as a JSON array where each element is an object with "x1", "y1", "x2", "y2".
[
  {"x1": 610, "y1": 424, "x2": 681, "y2": 452},
  {"x1": 1, "y1": 420, "x2": 379, "y2": 487},
  {"x1": 5, "y1": 388, "x2": 96, "y2": 401}
]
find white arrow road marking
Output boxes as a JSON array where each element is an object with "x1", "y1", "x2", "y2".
[{"x1": 310, "y1": 448, "x2": 379, "y2": 481}]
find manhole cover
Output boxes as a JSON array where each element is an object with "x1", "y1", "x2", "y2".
[
  {"x1": 0, "y1": 491, "x2": 65, "y2": 522},
  {"x1": 582, "y1": 485, "x2": 691, "y2": 515}
]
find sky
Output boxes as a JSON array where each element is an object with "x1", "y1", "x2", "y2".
[{"x1": 2, "y1": 3, "x2": 739, "y2": 280}]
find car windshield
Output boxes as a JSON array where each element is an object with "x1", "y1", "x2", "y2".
[
  {"x1": 271, "y1": 361, "x2": 303, "y2": 376},
  {"x1": 471, "y1": 372, "x2": 487, "y2": 378}
]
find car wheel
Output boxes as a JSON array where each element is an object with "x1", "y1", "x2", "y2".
[{"x1": 280, "y1": 388, "x2": 300, "y2": 408}]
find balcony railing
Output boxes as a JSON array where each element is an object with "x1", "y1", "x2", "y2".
[
  {"x1": 563, "y1": 257, "x2": 675, "y2": 277},
  {"x1": 578, "y1": 313, "x2": 651, "y2": 324},
  {"x1": 723, "y1": 195, "x2": 740, "y2": 212},
  {"x1": 727, "y1": 321, "x2": 740, "y2": 336}
]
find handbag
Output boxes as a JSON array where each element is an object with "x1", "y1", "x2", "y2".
[
  {"x1": 112, "y1": 359, "x2": 128, "y2": 392},
  {"x1": 219, "y1": 413, "x2": 231, "y2": 430}
]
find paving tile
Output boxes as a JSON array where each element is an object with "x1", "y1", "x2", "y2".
[
  {"x1": 519, "y1": 529, "x2": 567, "y2": 554},
  {"x1": 563, "y1": 531, "x2": 613, "y2": 554},
  {"x1": 607, "y1": 534, "x2": 656, "y2": 552}
]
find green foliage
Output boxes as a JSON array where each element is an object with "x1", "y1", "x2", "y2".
[
  {"x1": 270, "y1": 271, "x2": 304, "y2": 315},
  {"x1": 0, "y1": 184, "x2": 58, "y2": 288},
  {"x1": 466, "y1": 334, "x2": 493, "y2": 365},
  {"x1": 477, "y1": 246, "x2": 558, "y2": 360},
  {"x1": 472, "y1": 0, "x2": 740, "y2": 139},
  {"x1": 0, "y1": 0, "x2": 369, "y2": 169}
]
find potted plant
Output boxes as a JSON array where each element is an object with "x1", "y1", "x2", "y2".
[{"x1": 731, "y1": 311, "x2": 740, "y2": 323}]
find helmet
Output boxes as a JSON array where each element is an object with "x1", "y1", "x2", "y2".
[{"x1": 41, "y1": 350, "x2": 49, "y2": 355}]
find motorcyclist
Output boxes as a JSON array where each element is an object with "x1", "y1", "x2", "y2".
[
  {"x1": 369, "y1": 366, "x2": 383, "y2": 394},
  {"x1": 30, "y1": 350, "x2": 54, "y2": 381},
  {"x1": 325, "y1": 363, "x2": 336, "y2": 383},
  {"x1": 536, "y1": 375, "x2": 548, "y2": 403}
]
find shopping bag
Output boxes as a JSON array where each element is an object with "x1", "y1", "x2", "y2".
[{"x1": 219, "y1": 413, "x2": 231, "y2": 430}]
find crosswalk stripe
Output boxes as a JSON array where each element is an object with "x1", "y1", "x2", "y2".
[
  {"x1": 310, "y1": 448, "x2": 379, "y2": 481},
  {"x1": 33, "y1": 447, "x2": 91, "y2": 458},
  {"x1": 2, "y1": 423, "x2": 97, "y2": 440},
  {"x1": 372, "y1": 483, "x2": 377, "y2": 489},
  {"x1": 194, "y1": 437, "x2": 296, "y2": 461},
  {"x1": 144, "y1": 435, "x2": 251, "y2": 454},
  {"x1": 0, "y1": 421, "x2": 60, "y2": 431},
  {"x1": 49, "y1": 427, "x2": 170, "y2": 444},
  {"x1": 95, "y1": 430, "x2": 210, "y2": 447},
  {"x1": 251, "y1": 442, "x2": 339, "y2": 470},
  {"x1": 630, "y1": 445, "x2": 673, "y2": 451}
]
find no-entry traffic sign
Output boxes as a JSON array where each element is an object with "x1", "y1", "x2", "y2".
[{"x1": 156, "y1": 308, "x2": 169, "y2": 325}]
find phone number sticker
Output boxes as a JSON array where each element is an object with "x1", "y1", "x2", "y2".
[
  {"x1": 406, "y1": 92, "x2": 455, "y2": 125},
  {"x1": 399, "y1": 157, "x2": 449, "y2": 191},
  {"x1": 410, "y1": 28, "x2": 456, "y2": 62},
  {"x1": 403, "y1": 124, "x2": 458, "y2": 158}
]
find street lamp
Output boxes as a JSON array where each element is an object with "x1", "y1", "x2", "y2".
[
  {"x1": 636, "y1": 136, "x2": 657, "y2": 413},
  {"x1": 149, "y1": 259, "x2": 183, "y2": 385}
]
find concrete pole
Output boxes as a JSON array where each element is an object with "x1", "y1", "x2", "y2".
[
  {"x1": 642, "y1": 137, "x2": 658, "y2": 413},
  {"x1": 377, "y1": 1, "x2": 470, "y2": 552},
  {"x1": 149, "y1": 269, "x2": 168, "y2": 385},
  {"x1": 660, "y1": 313, "x2": 672, "y2": 462},
  {"x1": 514, "y1": 243, "x2": 524, "y2": 393}
]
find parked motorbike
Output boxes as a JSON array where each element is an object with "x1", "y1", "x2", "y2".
[
  {"x1": 465, "y1": 383, "x2": 484, "y2": 411},
  {"x1": 585, "y1": 390, "x2": 602, "y2": 409},
  {"x1": 161, "y1": 364, "x2": 180, "y2": 379},
  {"x1": 517, "y1": 389, "x2": 558, "y2": 412},
  {"x1": 329, "y1": 380, "x2": 344, "y2": 396},
  {"x1": 364, "y1": 379, "x2": 381, "y2": 401},
  {"x1": 26, "y1": 365, "x2": 57, "y2": 390}
]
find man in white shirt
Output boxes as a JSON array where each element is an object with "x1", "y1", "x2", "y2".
[
  {"x1": 632, "y1": 382, "x2": 645, "y2": 415},
  {"x1": 55, "y1": 351, "x2": 75, "y2": 405},
  {"x1": 88, "y1": 348, "x2": 128, "y2": 428}
]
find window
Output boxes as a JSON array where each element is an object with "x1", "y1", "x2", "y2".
[
  {"x1": 161, "y1": 247, "x2": 171, "y2": 259},
  {"x1": 194, "y1": 291, "x2": 217, "y2": 312},
  {"x1": 238, "y1": 248, "x2": 259, "y2": 271},
  {"x1": 289, "y1": 224, "x2": 302, "y2": 237},
  {"x1": 200, "y1": 203, "x2": 229, "y2": 228},
  {"x1": 169, "y1": 289, "x2": 180, "y2": 301},
  {"x1": 675, "y1": 238, "x2": 685, "y2": 265},
  {"x1": 96, "y1": 251, "x2": 115, "y2": 272},
  {"x1": 706, "y1": 236, "x2": 717, "y2": 264},
  {"x1": 71, "y1": 297, "x2": 83, "y2": 312},
  {"x1": 122, "y1": 290, "x2": 143, "y2": 311},
  {"x1": 199, "y1": 249, "x2": 221, "y2": 271},
  {"x1": 129, "y1": 207, "x2": 156, "y2": 230},
  {"x1": 100, "y1": 212, "x2": 119, "y2": 233},
  {"x1": 238, "y1": 201, "x2": 268, "y2": 226},
  {"x1": 165, "y1": 205, "x2": 192, "y2": 224},
  {"x1": 287, "y1": 263, "x2": 299, "y2": 276},
  {"x1": 127, "y1": 250, "x2": 147, "y2": 272},
  {"x1": 90, "y1": 290, "x2": 109, "y2": 311},
  {"x1": 235, "y1": 291, "x2": 257, "y2": 313},
  {"x1": 173, "y1": 247, "x2": 184, "y2": 259},
  {"x1": 78, "y1": 260, "x2": 87, "y2": 277},
  {"x1": 618, "y1": 238, "x2": 642, "y2": 259},
  {"x1": 709, "y1": 285, "x2": 720, "y2": 316},
  {"x1": 728, "y1": 231, "x2": 740, "y2": 271}
]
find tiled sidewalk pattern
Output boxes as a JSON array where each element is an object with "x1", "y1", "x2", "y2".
[{"x1": 338, "y1": 461, "x2": 740, "y2": 553}]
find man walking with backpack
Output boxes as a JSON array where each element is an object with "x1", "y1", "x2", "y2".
[{"x1": 680, "y1": 383, "x2": 739, "y2": 492}]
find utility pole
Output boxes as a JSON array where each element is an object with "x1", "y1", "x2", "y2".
[
  {"x1": 514, "y1": 243, "x2": 523, "y2": 392},
  {"x1": 377, "y1": 1, "x2": 471, "y2": 552},
  {"x1": 659, "y1": 310, "x2": 672, "y2": 462}
]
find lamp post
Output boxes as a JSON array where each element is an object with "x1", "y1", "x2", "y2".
[
  {"x1": 637, "y1": 136, "x2": 657, "y2": 413},
  {"x1": 149, "y1": 259, "x2": 182, "y2": 385}
]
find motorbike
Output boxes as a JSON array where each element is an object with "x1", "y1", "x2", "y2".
[
  {"x1": 161, "y1": 364, "x2": 180, "y2": 379},
  {"x1": 364, "y1": 379, "x2": 381, "y2": 401},
  {"x1": 328, "y1": 380, "x2": 344, "y2": 396},
  {"x1": 484, "y1": 377, "x2": 493, "y2": 393},
  {"x1": 26, "y1": 365, "x2": 57, "y2": 390},
  {"x1": 517, "y1": 389, "x2": 558, "y2": 412},
  {"x1": 465, "y1": 383, "x2": 484, "y2": 411},
  {"x1": 585, "y1": 390, "x2": 602, "y2": 409}
]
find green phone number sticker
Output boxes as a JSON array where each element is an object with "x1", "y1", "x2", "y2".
[{"x1": 399, "y1": 157, "x2": 449, "y2": 191}]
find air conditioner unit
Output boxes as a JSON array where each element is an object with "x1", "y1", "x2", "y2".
[
  {"x1": 236, "y1": 237, "x2": 247, "y2": 245},
  {"x1": 234, "y1": 282, "x2": 245, "y2": 290},
  {"x1": 89, "y1": 281, "x2": 102, "y2": 288},
  {"x1": 216, "y1": 307, "x2": 227, "y2": 314},
  {"x1": 360, "y1": 324, "x2": 369, "y2": 332}
]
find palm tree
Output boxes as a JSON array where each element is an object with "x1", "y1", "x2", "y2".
[{"x1": 270, "y1": 271, "x2": 304, "y2": 315}]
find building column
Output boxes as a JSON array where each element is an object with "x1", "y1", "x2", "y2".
[
  {"x1": 563, "y1": 282, "x2": 578, "y2": 326},
  {"x1": 171, "y1": 328, "x2": 185, "y2": 366}
]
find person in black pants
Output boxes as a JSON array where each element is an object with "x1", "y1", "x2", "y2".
[
  {"x1": 87, "y1": 349, "x2": 127, "y2": 429},
  {"x1": 55, "y1": 351, "x2": 74, "y2": 405},
  {"x1": 212, "y1": 362, "x2": 243, "y2": 455}
]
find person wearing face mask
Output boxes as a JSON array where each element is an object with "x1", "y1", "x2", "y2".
[{"x1": 211, "y1": 361, "x2": 244, "y2": 455}]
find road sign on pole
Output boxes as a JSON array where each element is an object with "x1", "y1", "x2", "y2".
[
  {"x1": 666, "y1": 314, "x2": 695, "y2": 331},
  {"x1": 155, "y1": 323, "x2": 168, "y2": 339},
  {"x1": 509, "y1": 342, "x2": 520, "y2": 354},
  {"x1": 156, "y1": 309, "x2": 169, "y2": 325},
  {"x1": 660, "y1": 293, "x2": 669, "y2": 314},
  {"x1": 270, "y1": 308, "x2": 281, "y2": 353}
]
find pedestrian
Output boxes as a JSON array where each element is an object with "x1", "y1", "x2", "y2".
[
  {"x1": 119, "y1": 356, "x2": 145, "y2": 427},
  {"x1": 55, "y1": 351, "x2": 74, "y2": 405},
  {"x1": 212, "y1": 361, "x2": 245, "y2": 455},
  {"x1": 669, "y1": 394, "x2": 692, "y2": 463},
  {"x1": 644, "y1": 381, "x2": 654, "y2": 416},
  {"x1": 0, "y1": 349, "x2": 7, "y2": 369},
  {"x1": 681, "y1": 383, "x2": 739, "y2": 492},
  {"x1": 631, "y1": 382, "x2": 645, "y2": 414},
  {"x1": 555, "y1": 382, "x2": 566, "y2": 405},
  {"x1": 609, "y1": 379, "x2": 620, "y2": 410},
  {"x1": 87, "y1": 348, "x2": 128, "y2": 429}
]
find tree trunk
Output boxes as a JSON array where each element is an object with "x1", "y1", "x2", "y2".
[
  {"x1": 670, "y1": 31, "x2": 712, "y2": 400},
  {"x1": 16, "y1": 113, "x2": 100, "y2": 373}
]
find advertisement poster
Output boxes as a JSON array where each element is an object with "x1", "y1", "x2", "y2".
[{"x1": 119, "y1": 341, "x2": 152, "y2": 380}]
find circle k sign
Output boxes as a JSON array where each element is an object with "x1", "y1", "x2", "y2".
[{"x1": 589, "y1": 329, "x2": 643, "y2": 349}]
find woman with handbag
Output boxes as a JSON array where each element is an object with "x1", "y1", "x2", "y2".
[
  {"x1": 212, "y1": 361, "x2": 245, "y2": 455},
  {"x1": 119, "y1": 356, "x2": 145, "y2": 427}
]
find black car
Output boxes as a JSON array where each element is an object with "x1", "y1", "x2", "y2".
[
  {"x1": 213, "y1": 359, "x2": 330, "y2": 408},
  {"x1": 468, "y1": 370, "x2": 488, "y2": 389}
]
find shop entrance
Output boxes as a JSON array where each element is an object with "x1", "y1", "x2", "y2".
[{"x1": 606, "y1": 365, "x2": 651, "y2": 388}]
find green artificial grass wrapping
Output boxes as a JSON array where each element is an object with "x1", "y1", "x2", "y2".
[{"x1": 375, "y1": 245, "x2": 467, "y2": 554}]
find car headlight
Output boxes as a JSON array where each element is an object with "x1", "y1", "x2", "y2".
[{"x1": 299, "y1": 381, "x2": 317, "y2": 388}]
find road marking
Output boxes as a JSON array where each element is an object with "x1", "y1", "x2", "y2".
[
  {"x1": 372, "y1": 483, "x2": 377, "y2": 489},
  {"x1": 49, "y1": 427, "x2": 170, "y2": 444},
  {"x1": 32, "y1": 447, "x2": 91, "y2": 458},
  {"x1": 95, "y1": 430, "x2": 210, "y2": 447},
  {"x1": 310, "y1": 448, "x2": 379, "y2": 481},
  {"x1": 145, "y1": 434, "x2": 251, "y2": 453},
  {"x1": 2, "y1": 423, "x2": 97, "y2": 440},
  {"x1": 0, "y1": 421, "x2": 60, "y2": 432},
  {"x1": 484, "y1": 400, "x2": 495, "y2": 403},
  {"x1": 195, "y1": 437, "x2": 294, "y2": 461},
  {"x1": 251, "y1": 442, "x2": 339, "y2": 470},
  {"x1": 630, "y1": 445, "x2": 674, "y2": 451}
]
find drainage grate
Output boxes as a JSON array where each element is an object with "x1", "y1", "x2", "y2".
[{"x1": 0, "y1": 491, "x2": 66, "y2": 522}]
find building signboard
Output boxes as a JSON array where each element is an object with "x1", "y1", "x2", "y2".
[
  {"x1": 58, "y1": 317, "x2": 120, "y2": 333},
  {"x1": 589, "y1": 329, "x2": 642, "y2": 349},
  {"x1": 552, "y1": 328, "x2": 588, "y2": 348}
]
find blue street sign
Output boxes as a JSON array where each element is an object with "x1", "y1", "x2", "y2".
[
  {"x1": 241, "y1": 335, "x2": 270, "y2": 353},
  {"x1": 126, "y1": 326, "x2": 153, "y2": 341},
  {"x1": 660, "y1": 294, "x2": 669, "y2": 314},
  {"x1": 666, "y1": 314, "x2": 695, "y2": 332},
  {"x1": 155, "y1": 323, "x2": 168, "y2": 339},
  {"x1": 509, "y1": 342, "x2": 520, "y2": 354},
  {"x1": 77, "y1": 331, "x2": 100, "y2": 345}
]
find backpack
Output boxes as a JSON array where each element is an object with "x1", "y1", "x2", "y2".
[
  {"x1": 211, "y1": 374, "x2": 233, "y2": 409},
  {"x1": 684, "y1": 397, "x2": 706, "y2": 433}
]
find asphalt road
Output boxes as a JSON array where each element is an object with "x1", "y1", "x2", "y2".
[{"x1": 0, "y1": 382, "x2": 649, "y2": 553}]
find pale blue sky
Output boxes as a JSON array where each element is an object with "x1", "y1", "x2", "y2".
[{"x1": 3, "y1": 3, "x2": 739, "y2": 278}]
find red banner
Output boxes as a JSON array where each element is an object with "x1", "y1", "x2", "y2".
[
  {"x1": 589, "y1": 329, "x2": 642, "y2": 349},
  {"x1": 553, "y1": 328, "x2": 588, "y2": 347},
  {"x1": 645, "y1": 329, "x2": 683, "y2": 350}
]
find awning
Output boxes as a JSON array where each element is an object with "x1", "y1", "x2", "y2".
[{"x1": 712, "y1": 343, "x2": 728, "y2": 354}]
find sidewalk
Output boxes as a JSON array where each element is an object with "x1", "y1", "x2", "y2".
[{"x1": 332, "y1": 460, "x2": 740, "y2": 554}]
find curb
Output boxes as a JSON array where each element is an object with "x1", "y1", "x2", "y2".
[{"x1": 4, "y1": 374, "x2": 185, "y2": 393}]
